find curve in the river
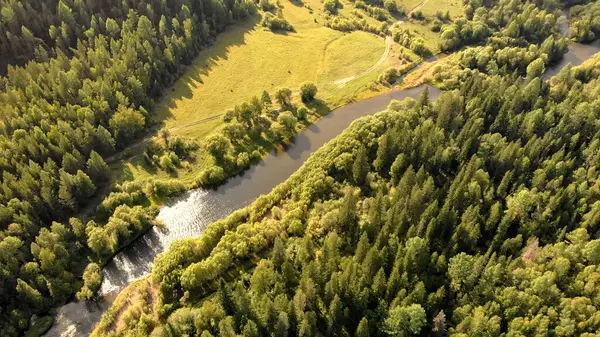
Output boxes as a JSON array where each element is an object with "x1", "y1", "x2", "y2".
[{"x1": 46, "y1": 40, "x2": 600, "y2": 337}]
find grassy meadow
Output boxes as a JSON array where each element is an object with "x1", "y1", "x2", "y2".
[
  {"x1": 398, "y1": 0, "x2": 465, "y2": 19},
  {"x1": 111, "y1": 0, "x2": 450, "y2": 188}
]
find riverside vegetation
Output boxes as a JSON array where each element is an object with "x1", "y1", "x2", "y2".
[
  {"x1": 94, "y1": 52, "x2": 600, "y2": 336},
  {"x1": 0, "y1": 0, "x2": 433, "y2": 335},
  {"x1": 0, "y1": 0, "x2": 256, "y2": 335}
]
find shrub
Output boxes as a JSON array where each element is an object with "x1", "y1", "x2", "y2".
[
  {"x1": 261, "y1": 12, "x2": 294, "y2": 31},
  {"x1": 384, "y1": 0, "x2": 398, "y2": 13},
  {"x1": 296, "y1": 106, "x2": 309, "y2": 120},
  {"x1": 199, "y1": 166, "x2": 227, "y2": 185},
  {"x1": 324, "y1": 0, "x2": 339, "y2": 14},
  {"x1": 236, "y1": 152, "x2": 250, "y2": 168},
  {"x1": 411, "y1": 10, "x2": 424, "y2": 20},
  {"x1": 252, "y1": 150, "x2": 263, "y2": 160},
  {"x1": 431, "y1": 19, "x2": 442, "y2": 32},
  {"x1": 260, "y1": 0, "x2": 277, "y2": 11},
  {"x1": 410, "y1": 39, "x2": 431, "y2": 56},
  {"x1": 300, "y1": 82, "x2": 318, "y2": 102},
  {"x1": 380, "y1": 67, "x2": 399, "y2": 84}
]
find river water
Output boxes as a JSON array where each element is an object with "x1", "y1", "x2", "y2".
[{"x1": 46, "y1": 38, "x2": 600, "y2": 337}]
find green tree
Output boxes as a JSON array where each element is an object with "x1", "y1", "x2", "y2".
[
  {"x1": 261, "y1": 90, "x2": 272, "y2": 107},
  {"x1": 352, "y1": 146, "x2": 369, "y2": 186},
  {"x1": 383, "y1": 304, "x2": 426, "y2": 336},
  {"x1": 300, "y1": 82, "x2": 318, "y2": 102},
  {"x1": 109, "y1": 106, "x2": 146, "y2": 144},
  {"x1": 204, "y1": 134, "x2": 231, "y2": 160},
  {"x1": 87, "y1": 151, "x2": 110, "y2": 181},
  {"x1": 275, "y1": 88, "x2": 293, "y2": 108},
  {"x1": 356, "y1": 317, "x2": 370, "y2": 337},
  {"x1": 526, "y1": 58, "x2": 545, "y2": 82},
  {"x1": 76, "y1": 263, "x2": 102, "y2": 300}
]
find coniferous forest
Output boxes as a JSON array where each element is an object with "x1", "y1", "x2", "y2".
[
  {"x1": 2, "y1": 0, "x2": 600, "y2": 336},
  {"x1": 0, "y1": 0, "x2": 254, "y2": 335},
  {"x1": 99, "y1": 55, "x2": 600, "y2": 336}
]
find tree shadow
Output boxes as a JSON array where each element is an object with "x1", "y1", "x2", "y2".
[
  {"x1": 153, "y1": 15, "x2": 262, "y2": 125},
  {"x1": 305, "y1": 98, "x2": 332, "y2": 117}
]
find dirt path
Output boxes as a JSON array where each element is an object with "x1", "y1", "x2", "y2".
[
  {"x1": 334, "y1": 35, "x2": 393, "y2": 89},
  {"x1": 333, "y1": 0, "x2": 431, "y2": 89},
  {"x1": 408, "y1": 0, "x2": 429, "y2": 17}
]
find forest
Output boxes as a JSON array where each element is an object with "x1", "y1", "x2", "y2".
[
  {"x1": 93, "y1": 51, "x2": 600, "y2": 336},
  {"x1": 0, "y1": 0, "x2": 255, "y2": 335},
  {"x1": 2, "y1": 0, "x2": 600, "y2": 335}
]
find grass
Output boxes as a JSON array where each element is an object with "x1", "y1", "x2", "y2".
[
  {"x1": 398, "y1": 0, "x2": 465, "y2": 19},
  {"x1": 114, "y1": 0, "x2": 401, "y2": 186},
  {"x1": 419, "y1": 0, "x2": 465, "y2": 19},
  {"x1": 106, "y1": 0, "x2": 448, "y2": 198},
  {"x1": 155, "y1": 3, "x2": 386, "y2": 140},
  {"x1": 397, "y1": 21, "x2": 443, "y2": 54},
  {"x1": 396, "y1": 0, "x2": 424, "y2": 13}
]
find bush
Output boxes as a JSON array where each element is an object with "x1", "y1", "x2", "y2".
[
  {"x1": 431, "y1": 19, "x2": 442, "y2": 32},
  {"x1": 384, "y1": 0, "x2": 398, "y2": 13},
  {"x1": 145, "y1": 180, "x2": 186, "y2": 199},
  {"x1": 261, "y1": 12, "x2": 294, "y2": 31},
  {"x1": 380, "y1": 67, "x2": 399, "y2": 84},
  {"x1": 199, "y1": 166, "x2": 227, "y2": 185},
  {"x1": 296, "y1": 106, "x2": 309, "y2": 120},
  {"x1": 252, "y1": 150, "x2": 263, "y2": 161},
  {"x1": 324, "y1": 0, "x2": 339, "y2": 14},
  {"x1": 410, "y1": 39, "x2": 431, "y2": 56},
  {"x1": 260, "y1": 0, "x2": 277, "y2": 11},
  {"x1": 411, "y1": 10, "x2": 424, "y2": 20},
  {"x1": 300, "y1": 81, "x2": 318, "y2": 102},
  {"x1": 236, "y1": 152, "x2": 250, "y2": 168}
]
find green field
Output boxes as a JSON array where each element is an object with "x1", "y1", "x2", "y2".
[
  {"x1": 399, "y1": 0, "x2": 465, "y2": 19},
  {"x1": 116, "y1": 0, "x2": 409, "y2": 185},
  {"x1": 155, "y1": 1, "x2": 386, "y2": 140}
]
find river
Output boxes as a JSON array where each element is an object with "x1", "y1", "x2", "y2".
[{"x1": 45, "y1": 36, "x2": 600, "y2": 337}]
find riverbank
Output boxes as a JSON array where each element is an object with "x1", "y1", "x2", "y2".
[{"x1": 44, "y1": 6, "x2": 599, "y2": 336}]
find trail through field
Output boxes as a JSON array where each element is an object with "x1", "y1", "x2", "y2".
[
  {"x1": 333, "y1": 0, "x2": 431, "y2": 89},
  {"x1": 106, "y1": 0, "x2": 434, "y2": 165},
  {"x1": 393, "y1": 0, "x2": 430, "y2": 26},
  {"x1": 334, "y1": 35, "x2": 392, "y2": 88}
]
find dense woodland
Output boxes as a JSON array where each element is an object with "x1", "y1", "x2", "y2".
[
  {"x1": 569, "y1": 1, "x2": 600, "y2": 42},
  {"x1": 97, "y1": 50, "x2": 600, "y2": 336},
  {"x1": 0, "y1": 0, "x2": 255, "y2": 335}
]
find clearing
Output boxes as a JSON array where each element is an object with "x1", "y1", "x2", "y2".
[
  {"x1": 155, "y1": 0, "x2": 388, "y2": 140},
  {"x1": 112, "y1": 0, "x2": 444, "y2": 187}
]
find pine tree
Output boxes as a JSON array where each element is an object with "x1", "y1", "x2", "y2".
[
  {"x1": 218, "y1": 279, "x2": 236, "y2": 315},
  {"x1": 373, "y1": 134, "x2": 390, "y2": 173},
  {"x1": 355, "y1": 317, "x2": 370, "y2": 337},
  {"x1": 272, "y1": 237, "x2": 285, "y2": 269},
  {"x1": 87, "y1": 150, "x2": 110, "y2": 181},
  {"x1": 352, "y1": 146, "x2": 369, "y2": 186}
]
